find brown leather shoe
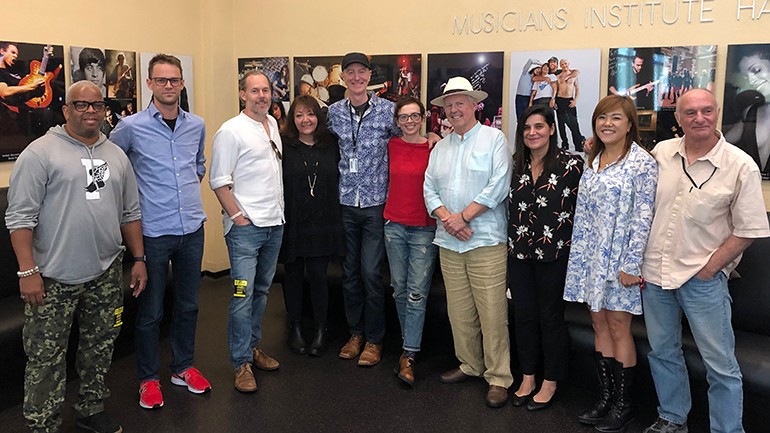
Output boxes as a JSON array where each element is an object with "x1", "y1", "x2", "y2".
[
  {"x1": 396, "y1": 354, "x2": 415, "y2": 386},
  {"x1": 234, "y1": 363, "x2": 257, "y2": 393},
  {"x1": 440, "y1": 367, "x2": 472, "y2": 384},
  {"x1": 486, "y1": 385, "x2": 509, "y2": 408},
  {"x1": 357, "y1": 342, "x2": 383, "y2": 366},
  {"x1": 338, "y1": 335, "x2": 365, "y2": 359},
  {"x1": 252, "y1": 347, "x2": 280, "y2": 371}
]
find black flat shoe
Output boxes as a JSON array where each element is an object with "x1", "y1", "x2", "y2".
[
  {"x1": 526, "y1": 394, "x2": 556, "y2": 411},
  {"x1": 511, "y1": 390, "x2": 534, "y2": 407}
]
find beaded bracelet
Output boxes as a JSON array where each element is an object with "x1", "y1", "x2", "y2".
[{"x1": 17, "y1": 266, "x2": 40, "y2": 278}]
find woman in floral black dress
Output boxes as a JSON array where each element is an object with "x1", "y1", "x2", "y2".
[{"x1": 507, "y1": 105, "x2": 583, "y2": 411}]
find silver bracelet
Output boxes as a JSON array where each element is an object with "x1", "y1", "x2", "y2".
[{"x1": 17, "y1": 266, "x2": 40, "y2": 278}]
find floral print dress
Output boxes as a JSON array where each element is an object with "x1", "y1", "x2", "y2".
[
  {"x1": 508, "y1": 151, "x2": 584, "y2": 262},
  {"x1": 563, "y1": 143, "x2": 658, "y2": 314}
]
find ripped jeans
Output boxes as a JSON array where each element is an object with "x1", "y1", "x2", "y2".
[{"x1": 384, "y1": 220, "x2": 438, "y2": 352}]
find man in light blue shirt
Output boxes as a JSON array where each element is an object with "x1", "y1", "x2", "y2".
[
  {"x1": 110, "y1": 54, "x2": 210, "y2": 410},
  {"x1": 424, "y1": 77, "x2": 513, "y2": 408}
]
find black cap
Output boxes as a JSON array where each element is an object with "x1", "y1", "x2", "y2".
[{"x1": 342, "y1": 52, "x2": 371, "y2": 70}]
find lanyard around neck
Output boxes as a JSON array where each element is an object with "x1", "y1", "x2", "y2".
[{"x1": 680, "y1": 154, "x2": 717, "y2": 192}]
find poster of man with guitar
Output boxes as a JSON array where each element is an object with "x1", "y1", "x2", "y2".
[
  {"x1": 608, "y1": 46, "x2": 717, "y2": 150},
  {"x1": 0, "y1": 41, "x2": 65, "y2": 161},
  {"x1": 106, "y1": 50, "x2": 136, "y2": 100}
]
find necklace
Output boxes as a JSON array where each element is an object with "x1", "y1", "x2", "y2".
[{"x1": 300, "y1": 144, "x2": 319, "y2": 197}]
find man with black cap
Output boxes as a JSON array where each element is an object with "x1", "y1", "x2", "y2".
[
  {"x1": 423, "y1": 76, "x2": 513, "y2": 408},
  {"x1": 327, "y1": 52, "x2": 399, "y2": 367}
]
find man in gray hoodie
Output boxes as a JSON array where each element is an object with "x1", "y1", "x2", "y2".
[{"x1": 5, "y1": 80, "x2": 146, "y2": 433}]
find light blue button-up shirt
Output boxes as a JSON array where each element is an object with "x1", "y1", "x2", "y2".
[
  {"x1": 110, "y1": 102, "x2": 207, "y2": 237},
  {"x1": 424, "y1": 122, "x2": 512, "y2": 253}
]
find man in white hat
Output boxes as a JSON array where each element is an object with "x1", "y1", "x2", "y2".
[{"x1": 423, "y1": 76, "x2": 513, "y2": 408}]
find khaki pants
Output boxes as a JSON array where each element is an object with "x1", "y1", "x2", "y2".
[{"x1": 440, "y1": 244, "x2": 513, "y2": 388}]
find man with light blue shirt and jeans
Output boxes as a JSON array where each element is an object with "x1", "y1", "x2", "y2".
[
  {"x1": 209, "y1": 71, "x2": 283, "y2": 393},
  {"x1": 327, "y1": 52, "x2": 401, "y2": 367},
  {"x1": 111, "y1": 54, "x2": 210, "y2": 410},
  {"x1": 423, "y1": 77, "x2": 513, "y2": 408}
]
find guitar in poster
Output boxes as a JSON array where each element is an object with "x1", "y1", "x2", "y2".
[{"x1": 0, "y1": 41, "x2": 65, "y2": 162}]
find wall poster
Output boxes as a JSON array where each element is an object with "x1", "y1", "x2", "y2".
[
  {"x1": 723, "y1": 43, "x2": 770, "y2": 180},
  {"x1": 1, "y1": 41, "x2": 65, "y2": 161},
  {"x1": 509, "y1": 49, "x2": 601, "y2": 153},
  {"x1": 608, "y1": 45, "x2": 716, "y2": 149},
  {"x1": 426, "y1": 52, "x2": 504, "y2": 138}
]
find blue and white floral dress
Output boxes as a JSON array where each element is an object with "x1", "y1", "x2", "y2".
[{"x1": 563, "y1": 143, "x2": 658, "y2": 314}]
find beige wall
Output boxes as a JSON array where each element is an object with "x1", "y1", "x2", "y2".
[{"x1": 3, "y1": 0, "x2": 769, "y2": 271}]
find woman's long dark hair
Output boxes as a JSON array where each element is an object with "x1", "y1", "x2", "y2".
[
  {"x1": 513, "y1": 105, "x2": 561, "y2": 178},
  {"x1": 282, "y1": 95, "x2": 331, "y2": 148}
]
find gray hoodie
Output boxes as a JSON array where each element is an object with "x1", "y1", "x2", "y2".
[{"x1": 5, "y1": 125, "x2": 141, "y2": 284}]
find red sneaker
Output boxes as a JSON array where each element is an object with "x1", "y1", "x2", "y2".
[
  {"x1": 171, "y1": 367, "x2": 212, "y2": 394},
  {"x1": 139, "y1": 379, "x2": 164, "y2": 409}
]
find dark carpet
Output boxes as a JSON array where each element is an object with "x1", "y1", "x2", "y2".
[{"x1": 0, "y1": 275, "x2": 706, "y2": 433}]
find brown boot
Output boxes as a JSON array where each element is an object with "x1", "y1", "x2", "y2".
[
  {"x1": 338, "y1": 335, "x2": 365, "y2": 359},
  {"x1": 395, "y1": 354, "x2": 415, "y2": 386},
  {"x1": 252, "y1": 347, "x2": 280, "y2": 371},
  {"x1": 357, "y1": 342, "x2": 383, "y2": 367},
  {"x1": 234, "y1": 363, "x2": 257, "y2": 393}
]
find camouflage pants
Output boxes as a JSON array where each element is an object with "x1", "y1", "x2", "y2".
[{"x1": 23, "y1": 255, "x2": 124, "y2": 433}]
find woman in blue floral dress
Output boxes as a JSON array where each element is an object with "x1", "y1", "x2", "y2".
[{"x1": 563, "y1": 95, "x2": 657, "y2": 432}]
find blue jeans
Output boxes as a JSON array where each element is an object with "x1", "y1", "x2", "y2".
[
  {"x1": 643, "y1": 273, "x2": 744, "y2": 433},
  {"x1": 135, "y1": 226, "x2": 204, "y2": 381},
  {"x1": 341, "y1": 205, "x2": 386, "y2": 344},
  {"x1": 225, "y1": 224, "x2": 283, "y2": 368},
  {"x1": 384, "y1": 221, "x2": 437, "y2": 352}
]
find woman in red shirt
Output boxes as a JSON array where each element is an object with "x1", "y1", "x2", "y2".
[{"x1": 384, "y1": 96, "x2": 438, "y2": 386}]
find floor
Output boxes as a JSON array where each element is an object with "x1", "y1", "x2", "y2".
[{"x1": 0, "y1": 276, "x2": 708, "y2": 433}]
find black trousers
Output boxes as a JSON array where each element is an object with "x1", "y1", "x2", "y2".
[
  {"x1": 283, "y1": 256, "x2": 331, "y2": 324},
  {"x1": 508, "y1": 255, "x2": 569, "y2": 381},
  {"x1": 555, "y1": 96, "x2": 584, "y2": 151}
]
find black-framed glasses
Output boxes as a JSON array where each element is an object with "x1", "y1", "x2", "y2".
[
  {"x1": 151, "y1": 77, "x2": 183, "y2": 87},
  {"x1": 397, "y1": 113, "x2": 423, "y2": 123},
  {"x1": 69, "y1": 100, "x2": 106, "y2": 112},
  {"x1": 270, "y1": 140, "x2": 282, "y2": 160}
]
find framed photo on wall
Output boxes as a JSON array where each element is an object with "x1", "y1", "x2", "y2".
[
  {"x1": 0, "y1": 41, "x2": 65, "y2": 161},
  {"x1": 426, "y1": 52, "x2": 504, "y2": 138}
]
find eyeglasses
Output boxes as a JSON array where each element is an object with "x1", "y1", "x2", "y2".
[
  {"x1": 69, "y1": 100, "x2": 107, "y2": 112},
  {"x1": 397, "y1": 113, "x2": 423, "y2": 123},
  {"x1": 151, "y1": 77, "x2": 183, "y2": 87},
  {"x1": 270, "y1": 140, "x2": 282, "y2": 160}
]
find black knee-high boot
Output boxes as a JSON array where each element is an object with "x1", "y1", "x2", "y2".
[
  {"x1": 595, "y1": 359, "x2": 634, "y2": 433},
  {"x1": 578, "y1": 352, "x2": 614, "y2": 425}
]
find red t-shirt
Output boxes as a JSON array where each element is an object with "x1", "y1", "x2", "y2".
[{"x1": 384, "y1": 137, "x2": 436, "y2": 227}]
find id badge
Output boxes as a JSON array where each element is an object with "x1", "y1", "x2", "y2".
[{"x1": 349, "y1": 157, "x2": 358, "y2": 173}]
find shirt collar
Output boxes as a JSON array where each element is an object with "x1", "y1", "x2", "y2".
[
  {"x1": 451, "y1": 121, "x2": 481, "y2": 142},
  {"x1": 673, "y1": 130, "x2": 725, "y2": 168},
  {"x1": 148, "y1": 100, "x2": 185, "y2": 121}
]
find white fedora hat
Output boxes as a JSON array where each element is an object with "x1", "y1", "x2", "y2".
[{"x1": 430, "y1": 76, "x2": 488, "y2": 107}]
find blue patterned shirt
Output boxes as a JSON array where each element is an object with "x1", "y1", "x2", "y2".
[
  {"x1": 110, "y1": 102, "x2": 207, "y2": 237},
  {"x1": 328, "y1": 94, "x2": 400, "y2": 207}
]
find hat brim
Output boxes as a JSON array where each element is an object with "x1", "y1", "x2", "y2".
[{"x1": 430, "y1": 90, "x2": 488, "y2": 107}]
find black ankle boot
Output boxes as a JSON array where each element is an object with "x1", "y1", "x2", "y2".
[
  {"x1": 595, "y1": 360, "x2": 634, "y2": 433},
  {"x1": 288, "y1": 321, "x2": 307, "y2": 355},
  {"x1": 308, "y1": 323, "x2": 327, "y2": 357},
  {"x1": 578, "y1": 352, "x2": 614, "y2": 425}
]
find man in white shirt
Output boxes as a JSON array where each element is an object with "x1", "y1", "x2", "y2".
[
  {"x1": 641, "y1": 89, "x2": 770, "y2": 433},
  {"x1": 209, "y1": 71, "x2": 284, "y2": 393}
]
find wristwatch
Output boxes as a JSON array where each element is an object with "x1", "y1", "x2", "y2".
[{"x1": 132, "y1": 255, "x2": 147, "y2": 263}]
